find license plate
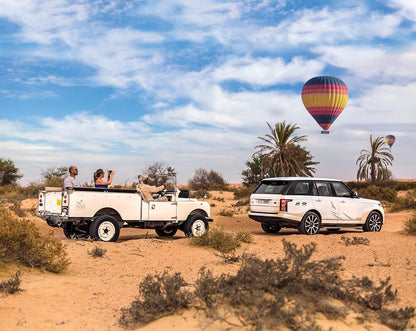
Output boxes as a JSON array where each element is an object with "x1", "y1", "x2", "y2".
[{"x1": 257, "y1": 199, "x2": 271, "y2": 204}]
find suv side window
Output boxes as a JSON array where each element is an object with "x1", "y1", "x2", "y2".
[
  {"x1": 315, "y1": 181, "x2": 332, "y2": 196},
  {"x1": 287, "y1": 181, "x2": 317, "y2": 196},
  {"x1": 331, "y1": 181, "x2": 352, "y2": 198}
]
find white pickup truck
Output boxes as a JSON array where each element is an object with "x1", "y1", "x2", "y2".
[{"x1": 38, "y1": 180, "x2": 212, "y2": 242}]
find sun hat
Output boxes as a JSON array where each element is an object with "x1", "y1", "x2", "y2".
[{"x1": 139, "y1": 174, "x2": 149, "y2": 182}]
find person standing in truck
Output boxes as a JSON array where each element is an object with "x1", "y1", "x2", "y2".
[
  {"x1": 94, "y1": 169, "x2": 115, "y2": 189},
  {"x1": 63, "y1": 165, "x2": 81, "y2": 190},
  {"x1": 137, "y1": 174, "x2": 166, "y2": 201}
]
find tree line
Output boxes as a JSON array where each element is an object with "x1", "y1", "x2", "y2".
[{"x1": 0, "y1": 122, "x2": 394, "y2": 190}]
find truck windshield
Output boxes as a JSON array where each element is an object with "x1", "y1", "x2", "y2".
[{"x1": 254, "y1": 181, "x2": 290, "y2": 194}]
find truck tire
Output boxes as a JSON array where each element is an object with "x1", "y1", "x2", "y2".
[
  {"x1": 62, "y1": 222, "x2": 90, "y2": 239},
  {"x1": 155, "y1": 227, "x2": 178, "y2": 237},
  {"x1": 184, "y1": 215, "x2": 208, "y2": 237},
  {"x1": 89, "y1": 215, "x2": 120, "y2": 242},
  {"x1": 363, "y1": 211, "x2": 383, "y2": 232}
]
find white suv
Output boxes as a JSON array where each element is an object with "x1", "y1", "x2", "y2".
[{"x1": 249, "y1": 177, "x2": 384, "y2": 235}]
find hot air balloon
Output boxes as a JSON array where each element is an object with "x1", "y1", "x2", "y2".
[
  {"x1": 385, "y1": 135, "x2": 395, "y2": 148},
  {"x1": 301, "y1": 76, "x2": 349, "y2": 134}
]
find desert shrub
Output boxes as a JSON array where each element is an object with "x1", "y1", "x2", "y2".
[
  {"x1": 88, "y1": 245, "x2": 107, "y2": 258},
  {"x1": 218, "y1": 208, "x2": 234, "y2": 217},
  {"x1": 120, "y1": 272, "x2": 192, "y2": 328},
  {"x1": 190, "y1": 190, "x2": 211, "y2": 199},
  {"x1": 188, "y1": 169, "x2": 226, "y2": 191},
  {"x1": 340, "y1": 236, "x2": 370, "y2": 246},
  {"x1": 210, "y1": 203, "x2": 216, "y2": 207},
  {"x1": 232, "y1": 198, "x2": 249, "y2": 207},
  {"x1": 190, "y1": 228, "x2": 252, "y2": 262},
  {"x1": 121, "y1": 240, "x2": 415, "y2": 330},
  {"x1": 193, "y1": 240, "x2": 414, "y2": 330},
  {"x1": 0, "y1": 206, "x2": 70, "y2": 273},
  {"x1": 356, "y1": 185, "x2": 396, "y2": 202},
  {"x1": 390, "y1": 190, "x2": 416, "y2": 212},
  {"x1": 233, "y1": 185, "x2": 255, "y2": 199},
  {"x1": 212, "y1": 196, "x2": 225, "y2": 202},
  {"x1": 0, "y1": 271, "x2": 21, "y2": 295},
  {"x1": 403, "y1": 212, "x2": 416, "y2": 235},
  {"x1": 235, "y1": 231, "x2": 253, "y2": 243},
  {"x1": 8, "y1": 200, "x2": 26, "y2": 217}
]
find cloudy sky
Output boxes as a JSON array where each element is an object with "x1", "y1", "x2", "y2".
[{"x1": 0, "y1": 0, "x2": 415, "y2": 185}]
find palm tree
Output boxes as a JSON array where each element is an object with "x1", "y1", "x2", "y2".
[
  {"x1": 356, "y1": 135, "x2": 394, "y2": 183},
  {"x1": 255, "y1": 121, "x2": 318, "y2": 177}
]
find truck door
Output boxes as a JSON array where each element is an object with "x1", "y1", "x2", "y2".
[{"x1": 141, "y1": 200, "x2": 178, "y2": 222}]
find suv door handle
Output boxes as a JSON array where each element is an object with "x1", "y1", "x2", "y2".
[
  {"x1": 314, "y1": 199, "x2": 322, "y2": 202},
  {"x1": 339, "y1": 200, "x2": 346, "y2": 203}
]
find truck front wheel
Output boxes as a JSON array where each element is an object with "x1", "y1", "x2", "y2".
[
  {"x1": 184, "y1": 215, "x2": 208, "y2": 237},
  {"x1": 90, "y1": 215, "x2": 120, "y2": 242}
]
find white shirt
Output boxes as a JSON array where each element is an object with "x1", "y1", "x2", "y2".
[{"x1": 64, "y1": 176, "x2": 81, "y2": 189}]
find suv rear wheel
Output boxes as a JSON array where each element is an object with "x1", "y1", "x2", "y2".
[
  {"x1": 298, "y1": 211, "x2": 321, "y2": 235},
  {"x1": 261, "y1": 223, "x2": 281, "y2": 233}
]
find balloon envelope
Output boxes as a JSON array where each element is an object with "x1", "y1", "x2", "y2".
[
  {"x1": 385, "y1": 135, "x2": 395, "y2": 147},
  {"x1": 301, "y1": 76, "x2": 349, "y2": 133}
]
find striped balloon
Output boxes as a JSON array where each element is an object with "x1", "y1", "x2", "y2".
[
  {"x1": 301, "y1": 76, "x2": 348, "y2": 134},
  {"x1": 385, "y1": 135, "x2": 395, "y2": 148}
]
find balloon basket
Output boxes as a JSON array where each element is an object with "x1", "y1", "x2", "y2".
[{"x1": 321, "y1": 130, "x2": 330, "y2": 134}]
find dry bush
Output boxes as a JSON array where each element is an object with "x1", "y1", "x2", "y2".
[
  {"x1": 88, "y1": 245, "x2": 107, "y2": 258},
  {"x1": 391, "y1": 190, "x2": 416, "y2": 212},
  {"x1": 235, "y1": 231, "x2": 253, "y2": 244},
  {"x1": 119, "y1": 272, "x2": 192, "y2": 328},
  {"x1": 340, "y1": 236, "x2": 370, "y2": 246},
  {"x1": 356, "y1": 185, "x2": 397, "y2": 203},
  {"x1": 403, "y1": 212, "x2": 416, "y2": 235},
  {"x1": 120, "y1": 240, "x2": 414, "y2": 330},
  {"x1": 0, "y1": 271, "x2": 21, "y2": 295},
  {"x1": 193, "y1": 240, "x2": 414, "y2": 330},
  {"x1": 191, "y1": 228, "x2": 241, "y2": 256},
  {"x1": 0, "y1": 206, "x2": 70, "y2": 273},
  {"x1": 218, "y1": 208, "x2": 234, "y2": 217},
  {"x1": 232, "y1": 185, "x2": 255, "y2": 200},
  {"x1": 190, "y1": 190, "x2": 211, "y2": 199}
]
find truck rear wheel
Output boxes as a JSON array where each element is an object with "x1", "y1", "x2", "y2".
[
  {"x1": 90, "y1": 215, "x2": 120, "y2": 242},
  {"x1": 62, "y1": 222, "x2": 90, "y2": 240},
  {"x1": 155, "y1": 227, "x2": 178, "y2": 237},
  {"x1": 184, "y1": 215, "x2": 208, "y2": 237}
]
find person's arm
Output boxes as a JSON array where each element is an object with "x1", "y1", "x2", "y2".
[
  {"x1": 64, "y1": 177, "x2": 73, "y2": 190},
  {"x1": 150, "y1": 184, "x2": 165, "y2": 193},
  {"x1": 96, "y1": 171, "x2": 115, "y2": 185}
]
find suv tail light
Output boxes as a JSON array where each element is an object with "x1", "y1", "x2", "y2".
[{"x1": 280, "y1": 199, "x2": 292, "y2": 212}]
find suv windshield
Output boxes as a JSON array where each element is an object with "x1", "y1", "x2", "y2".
[{"x1": 254, "y1": 180, "x2": 290, "y2": 194}]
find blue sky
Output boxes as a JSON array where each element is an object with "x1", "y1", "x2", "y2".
[{"x1": 0, "y1": 0, "x2": 415, "y2": 185}]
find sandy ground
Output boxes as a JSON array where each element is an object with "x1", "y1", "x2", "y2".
[{"x1": 0, "y1": 192, "x2": 415, "y2": 330}]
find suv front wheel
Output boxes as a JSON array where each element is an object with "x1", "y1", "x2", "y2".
[
  {"x1": 298, "y1": 211, "x2": 321, "y2": 235},
  {"x1": 363, "y1": 211, "x2": 383, "y2": 232}
]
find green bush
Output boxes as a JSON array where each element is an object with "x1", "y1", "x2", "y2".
[
  {"x1": 120, "y1": 272, "x2": 192, "y2": 328},
  {"x1": 0, "y1": 206, "x2": 70, "y2": 273},
  {"x1": 356, "y1": 185, "x2": 396, "y2": 202},
  {"x1": 403, "y1": 212, "x2": 416, "y2": 235},
  {"x1": 190, "y1": 190, "x2": 211, "y2": 199},
  {"x1": 233, "y1": 185, "x2": 255, "y2": 199}
]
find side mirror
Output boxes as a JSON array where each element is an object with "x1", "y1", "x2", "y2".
[{"x1": 351, "y1": 191, "x2": 358, "y2": 198}]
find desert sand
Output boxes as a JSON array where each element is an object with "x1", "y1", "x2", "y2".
[{"x1": 0, "y1": 192, "x2": 415, "y2": 330}]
